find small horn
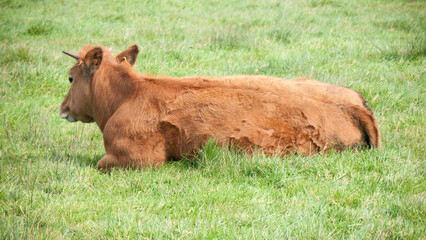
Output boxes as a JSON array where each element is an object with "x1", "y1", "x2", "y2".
[
  {"x1": 62, "y1": 51, "x2": 80, "y2": 60},
  {"x1": 108, "y1": 44, "x2": 113, "y2": 52}
]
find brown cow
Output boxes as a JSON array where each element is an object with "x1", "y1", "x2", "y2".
[{"x1": 60, "y1": 44, "x2": 380, "y2": 171}]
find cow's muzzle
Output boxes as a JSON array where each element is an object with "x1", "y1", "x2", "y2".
[
  {"x1": 60, "y1": 113, "x2": 77, "y2": 122},
  {"x1": 59, "y1": 107, "x2": 77, "y2": 122}
]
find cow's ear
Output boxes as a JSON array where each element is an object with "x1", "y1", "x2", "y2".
[
  {"x1": 116, "y1": 45, "x2": 139, "y2": 66},
  {"x1": 83, "y1": 47, "x2": 103, "y2": 74}
]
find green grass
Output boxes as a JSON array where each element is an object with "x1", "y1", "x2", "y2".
[{"x1": 0, "y1": 0, "x2": 425, "y2": 238}]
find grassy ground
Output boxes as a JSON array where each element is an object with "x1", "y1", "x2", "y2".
[{"x1": 0, "y1": 0, "x2": 425, "y2": 238}]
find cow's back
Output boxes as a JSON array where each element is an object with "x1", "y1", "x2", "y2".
[{"x1": 182, "y1": 75, "x2": 368, "y2": 108}]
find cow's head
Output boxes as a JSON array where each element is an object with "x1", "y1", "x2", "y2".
[{"x1": 59, "y1": 45, "x2": 139, "y2": 123}]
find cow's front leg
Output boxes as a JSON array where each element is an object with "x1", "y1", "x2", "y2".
[
  {"x1": 97, "y1": 153, "x2": 167, "y2": 172},
  {"x1": 97, "y1": 154, "x2": 126, "y2": 172},
  {"x1": 100, "y1": 119, "x2": 169, "y2": 171}
]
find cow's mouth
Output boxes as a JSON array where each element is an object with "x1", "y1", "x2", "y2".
[{"x1": 60, "y1": 113, "x2": 77, "y2": 122}]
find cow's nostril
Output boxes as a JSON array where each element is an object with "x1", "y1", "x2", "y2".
[{"x1": 59, "y1": 106, "x2": 67, "y2": 119}]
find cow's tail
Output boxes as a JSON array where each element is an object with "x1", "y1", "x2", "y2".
[{"x1": 350, "y1": 105, "x2": 381, "y2": 148}]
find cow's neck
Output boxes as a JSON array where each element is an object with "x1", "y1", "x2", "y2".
[{"x1": 90, "y1": 67, "x2": 135, "y2": 131}]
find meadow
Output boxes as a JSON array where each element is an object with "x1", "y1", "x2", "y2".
[{"x1": 0, "y1": 0, "x2": 425, "y2": 238}]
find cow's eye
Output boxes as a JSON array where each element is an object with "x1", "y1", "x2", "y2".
[{"x1": 69, "y1": 77, "x2": 73, "y2": 83}]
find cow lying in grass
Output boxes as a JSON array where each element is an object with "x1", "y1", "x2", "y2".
[{"x1": 60, "y1": 45, "x2": 380, "y2": 171}]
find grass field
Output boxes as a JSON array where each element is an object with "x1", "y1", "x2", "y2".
[{"x1": 0, "y1": 0, "x2": 425, "y2": 239}]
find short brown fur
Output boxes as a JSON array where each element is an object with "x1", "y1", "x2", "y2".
[{"x1": 60, "y1": 45, "x2": 381, "y2": 171}]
